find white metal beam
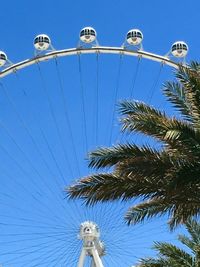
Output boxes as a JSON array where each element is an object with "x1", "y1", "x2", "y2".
[
  {"x1": 78, "y1": 248, "x2": 87, "y2": 267},
  {"x1": 0, "y1": 46, "x2": 182, "y2": 78}
]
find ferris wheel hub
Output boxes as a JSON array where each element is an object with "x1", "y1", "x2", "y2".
[
  {"x1": 78, "y1": 221, "x2": 105, "y2": 267},
  {"x1": 79, "y1": 221, "x2": 100, "y2": 241}
]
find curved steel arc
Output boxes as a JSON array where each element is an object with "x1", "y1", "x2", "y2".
[{"x1": 0, "y1": 46, "x2": 181, "y2": 78}]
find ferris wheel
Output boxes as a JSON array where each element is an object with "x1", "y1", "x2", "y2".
[
  {"x1": 0, "y1": 27, "x2": 188, "y2": 267},
  {"x1": 0, "y1": 27, "x2": 188, "y2": 77}
]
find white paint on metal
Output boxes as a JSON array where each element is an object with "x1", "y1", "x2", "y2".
[
  {"x1": 0, "y1": 46, "x2": 182, "y2": 78},
  {"x1": 78, "y1": 221, "x2": 104, "y2": 267}
]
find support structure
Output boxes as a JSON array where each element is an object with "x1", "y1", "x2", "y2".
[
  {"x1": 78, "y1": 221, "x2": 105, "y2": 267},
  {"x1": 0, "y1": 46, "x2": 182, "y2": 78}
]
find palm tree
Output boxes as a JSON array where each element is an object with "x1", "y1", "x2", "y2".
[
  {"x1": 136, "y1": 219, "x2": 200, "y2": 267},
  {"x1": 67, "y1": 62, "x2": 200, "y2": 229}
]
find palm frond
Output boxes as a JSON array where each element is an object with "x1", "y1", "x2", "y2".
[
  {"x1": 67, "y1": 173, "x2": 140, "y2": 205},
  {"x1": 125, "y1": 195, "x2": 200, "y2": 230},
  {"x1": 189, "y1": 61, "x2": 200, "y2": 72},
  {"x1": 175, "y1": 63, "x2": 200, "y2": 125},
  {"x1": 137, "y1": 257, "x2": 172, "y2": 267},
  {"x1": 178, "y1": 234, "x2": 196, "y2": 252},
  {"x1": 137, "y1": 219, "x2": 200, "y2": 266},
  {"x1": 184, "y1": 219, "x2": 200, "y2": 245},
  {"x1": 119, "y1": 100, "x2": 165, "y2": 117},
  {"x1": 163, "y1": 81, "x2": 192, "y2": 122},
  {"x1": 168, "y1": 160, "x2": 200, "y2": 188},
  {"x1": 153, "y1": 242, "x2": 193, "y2": 266},
  {"x1": 125, "y1": 199, "x2": 172, "y2": 225},
  {"x1": 168, "y1": 203, "x2": 200, "y2": 230},
  {"x1": 88, "y1": 144, "x2": 174, "y2": 172},
  {"x1": 120, "y1": 101, "x2": 200, "y2": 152},
  {"x1": 88, "y1": 144, "x2": 162, "y2": 169}
]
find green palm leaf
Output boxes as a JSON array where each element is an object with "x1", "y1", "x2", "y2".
[
  {"x1": 136, "y1": 220, "x2": 200, "y2": 267},
  {"x1": 163, "y1": 81, "x2": 192, "y2": 122},
  {"x1": 153, "y1": 242, "x2": 193, "y2": 266},
  {"x1": 125, "y1": 199, "x2": 173, "y2": 225},
  {"x1": 67, "y1": 62, "x2": 200, "y2": 228},
  {"x1": 88, "y1": 144, "x2": 169, "y2": 169}
]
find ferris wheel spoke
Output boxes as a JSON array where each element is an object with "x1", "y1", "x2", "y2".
[
  {"x1": 54, "y1": 57, "x2": 81, "y2": 177},
  {"x1": 0, "y1": 214, "x2": 67, "y2": 230},
  {"x1": 22, "y1": 240, "x2": 68, "y2": 267},
  {"x1": 0, "y1": 231, "x2": 68, "y2": 246},
  {"x1": 13, "y1": 70, "x2": 69, "y2": 189},
  {"x1": 0, "y1": 79, "x2": 69, "y2": 213},
  {"x1": 0, "y1": 170, "x2": 66, "y2": 225},
  {"x1": 147, "y1": 63, "x2": 164, "y2": 104},
  {"x1": 2, "y1": 237, "x2": 67, "y2": 266},
  {"x1": 36, "y1": 62, "x2": 73, "y2": 179},
  {"x1": 115, "y1": 56, "x2": 141, "y2": 144},
  {"x1": 107, "y1": 54, "x2": 123, "y2": 146},
  {"x1": 0, "y1": 82, "x2": 68, "y2": 203},
  {"x1": 129, "y1": 56, "x2": 141, "y2": 99},
  {"x1": 78, "y1": 53, "x2": 88, "y2": 153},
  {"x1": 94, "y1": 52, "x2": 100, "y2": 146},
  {"x1": 38, "y1": 124, "x2": 66, "y2": 186}
]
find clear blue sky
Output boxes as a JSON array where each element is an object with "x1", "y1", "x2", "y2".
[{"x1": 0, "y1": 0, "x2": 199, "y2": 266}]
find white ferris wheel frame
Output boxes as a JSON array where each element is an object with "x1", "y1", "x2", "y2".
[
  {"x1": 0, "y1": 46, "x2": 183, "y2": 267},
  {"x1": 78, "y1": 243, "x2": 104, "y2": 267},
  {"x1": 0, "y1": 46, "x2": 182, "y2": 78}
]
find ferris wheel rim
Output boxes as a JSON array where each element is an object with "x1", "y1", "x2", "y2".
[
  {"x1": 0, "y1": 43, "x2": 183, "y2": 266},
  {"x1": 0, "y1": 46, "x2": 184, "y2": 78}
]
